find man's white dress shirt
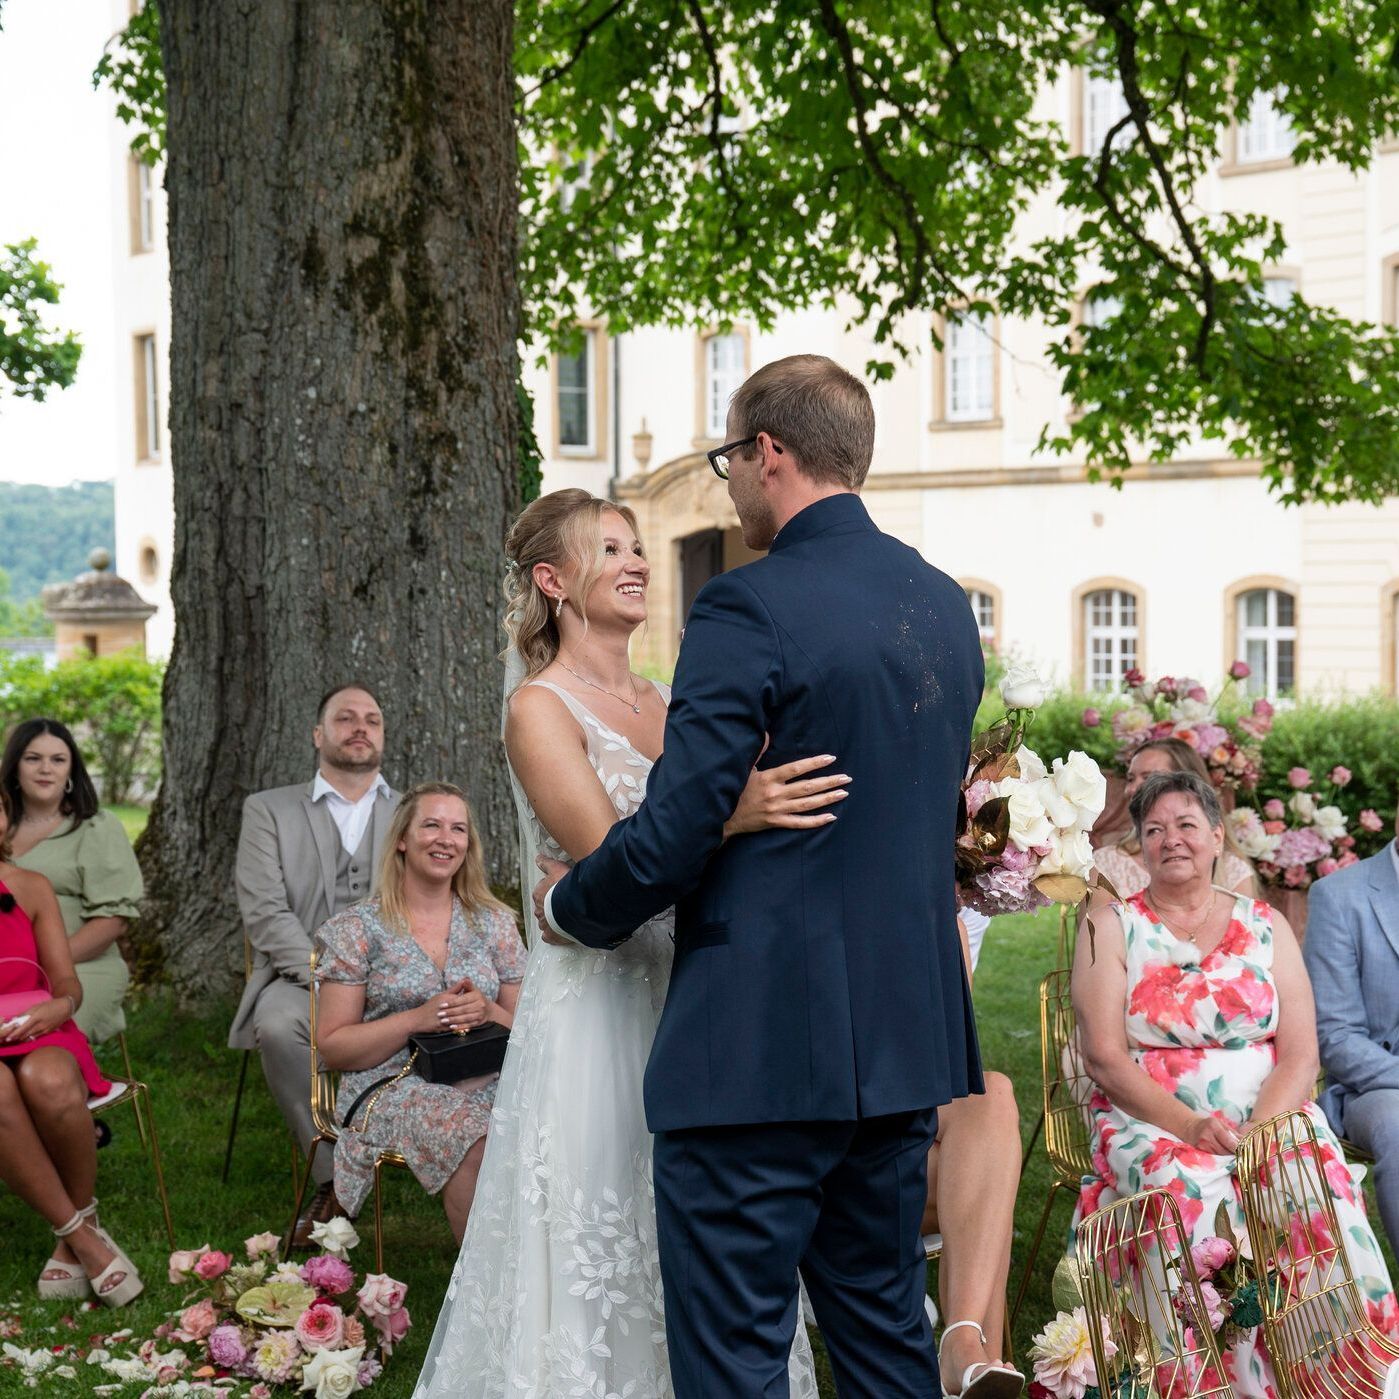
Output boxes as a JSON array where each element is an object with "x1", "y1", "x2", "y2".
[{"x1": 313, "y1": 770, "x2": 390, "y2": 855}]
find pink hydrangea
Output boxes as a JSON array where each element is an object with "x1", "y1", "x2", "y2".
[
  {"x1": 1194, "y1": 724, "x2": 1228, "y2": 753},
  {"x1": 1329, "y1": 766, "x2": 1353, "y2": 787},
  {"x1": 207, "y1": 1325, "x2": 249, "y2": 1369},
  {"x1": 301, "y1": 1254, "x2": 355, "y2": 1296},
  {"x1": 193, "y1": 1250, "x2": 232, "y2": 1281},
  {"x1": 964, "y1": 778, "x2": 994, "y2": 817},
  {"x1": 1288, "y1": 767, "x2": 1312, "y2": 790},
  {"x1": 357, "y1": 1355, "x2": 384, "y2": 1387},
  {"x1": 1360, "y1": 809, "x2": 1384, "y2": 833},
  {"x1": 1276, "y1": 826, "x2": 1332, "y2": 870}
]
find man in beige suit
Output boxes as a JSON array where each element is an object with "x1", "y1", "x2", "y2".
[{"x1": 231, "y1": 683, "x2": 398, "y2": 1241}]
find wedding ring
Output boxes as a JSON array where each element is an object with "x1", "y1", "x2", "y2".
[{"x1": 452, "y1": 1025, "x2": 468, "y2": 1037}]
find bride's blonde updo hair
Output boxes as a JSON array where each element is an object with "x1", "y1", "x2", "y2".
[{"x1": 503, "y1": 489, "x2": 643, "y2": 679}]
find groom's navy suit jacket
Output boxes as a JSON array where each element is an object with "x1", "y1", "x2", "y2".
[{"x1": 551, "y1": 493, "x2": 985, "y2": 1133}]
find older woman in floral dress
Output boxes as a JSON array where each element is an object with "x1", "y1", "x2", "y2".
[
  {"x1": 316, "y1": 784, "x2": 525, "y2": 1240},
  {"x1": 1073, "y1": 769, "x2": 1397, "y2": 1399}
]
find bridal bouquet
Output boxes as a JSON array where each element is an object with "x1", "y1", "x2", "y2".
[
  {"x1": 1088, "y1": 666, "x2": 1270, "y2": 793},
  {"x1": 154, "y1": 1221, "x2": 409, "y2": 1392},
  {"x1": 957, "y1": 665, "x2": 1108, "y2": 916},
  {"x1": 1227, "y1": 766, "x2": 1362, "y2": 890}
]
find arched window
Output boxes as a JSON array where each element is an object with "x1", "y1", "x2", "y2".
[
  {"x1": 1082, "y1": 586, "x2": 1140, "y2": 691},
  {"x1": 1235, "y1": 586, "x2": 1296, "y2": 698},
  {"x1": 138, "y1": 542, "x2": 159, "y2": 585}
]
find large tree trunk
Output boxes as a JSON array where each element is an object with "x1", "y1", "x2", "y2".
[{"x1": 140, "y1": 0, "x2": 520, "y2": 996}]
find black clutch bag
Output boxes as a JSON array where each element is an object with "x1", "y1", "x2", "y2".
[{"x1": 407, "y1": 1022, "x2": 510, "y2": 1083}]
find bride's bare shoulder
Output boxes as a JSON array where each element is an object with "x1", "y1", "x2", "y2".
[{"x1": 504, "y1": 676, "x2": 586, "y2": 754}]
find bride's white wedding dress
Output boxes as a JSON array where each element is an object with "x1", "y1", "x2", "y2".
[{"x1": 413, "y1": 679, "x2": 817, "y2": 1399}]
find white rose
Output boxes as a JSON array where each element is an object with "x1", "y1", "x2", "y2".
[
  {"x1": 1225, "y1": 810, "x2": 1277, "y2": 861},
  {"x1": 301, "y1": 1345, "x2": 363, "y2": 1399},
  {"x1": 1169, "y1": 697, "x2": 1212, "y2": 724},
  {"x1": 1035, "y1": 777, "x2": 1078, "y2": 832},
  {"x1": 1039, "y1": 828, "x2": 1095, "y2": 880},
  {"x1": 308, "y1": 1216, "x2": 360, "y2": 1259},
  {"x1": 1001, "y1": 781, "x2": 1054, "y2": 851},
  {"x1": 999, "y1": 663, "x2": 1048, "y2": 711},
  {"x1": 1051, "y1": 752, "x2": 1107, "y2": 830},
  {"x1": 1288, "y1": 791, "x2": 1316, "y2": 823},
  {"x1": 1014, "y1": 745, "x2": 1047, "y2": 784},
  {"x1": 1313, "y1": 805, "x2": 1348, "y2": 841}
]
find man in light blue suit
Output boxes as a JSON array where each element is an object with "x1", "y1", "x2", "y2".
[{"x1": 1304, "y1": 803, "x2": 1399, "y2": 1249}]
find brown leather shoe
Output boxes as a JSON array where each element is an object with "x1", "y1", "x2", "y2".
[{"x1": 289, "y1": 1183, "x2": 351, "y2": 1251}]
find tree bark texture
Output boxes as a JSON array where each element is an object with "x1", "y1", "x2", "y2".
[{"x1": 142, "y1": 0, "x2": 521, "y2": 996}]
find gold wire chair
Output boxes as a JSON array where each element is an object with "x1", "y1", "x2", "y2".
[
  {"x1": 1076, "y1": 1187, "x2": 1235, "y2": 1399},
  {"x1": 90, "y1": 1061, "x2": 175, "y2": 1245},
  {"x1": 284, "y1": 949, "x2": 407, "y2": 1272},
  {"x1": 1237, "y1": 1111, "x2": 1399, "y2": 1399},
  {"x1": 1011, "y1": 965, "x2": 1096, "y2": 1327}
]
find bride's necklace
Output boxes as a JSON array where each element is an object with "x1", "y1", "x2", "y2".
[
  {"x1": 1158, "y1": 891, "x2": 1218, "y2": 945},
  {"x1": 559, "y1": 654, "x2": 641, "y2": 714}
]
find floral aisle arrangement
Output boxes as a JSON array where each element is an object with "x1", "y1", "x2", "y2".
[
  {"x1": 1083, "y1": 666, "x2": 1271, "y2": 793},
  {"x1": 958, "y1": 665, "x2": 1109, "y2": 916},
  {"x1": 0, "y1": 1220, "x2": 412, "y2": 1395},
  {"x1": 1226, "y1": 765, "x2": 1367, "y2": 890}
]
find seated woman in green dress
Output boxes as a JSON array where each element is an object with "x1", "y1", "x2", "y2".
[{"x1": 1, "y1": 719, "x2": 142, "y2": 1046}]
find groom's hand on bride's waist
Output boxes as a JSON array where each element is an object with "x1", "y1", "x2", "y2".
[{"x1": 534, "y1": 856, "x2": 571, "y2": 946}]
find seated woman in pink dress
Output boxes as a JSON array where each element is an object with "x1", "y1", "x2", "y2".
[
  {"x1": 1092, "y1": 739, "x2": 1255, "y2": 900},
  {"x1": 1073, "y1": 769, "x2": 1395, "y2": 1398},
  {"x1": 0, "y1": 789, "x2": 142, "y2": 1306}
]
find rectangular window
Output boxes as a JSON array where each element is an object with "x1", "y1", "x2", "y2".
[
  {"x1": 556, "y1": 334, "x2": 594, "y2": 453},
  {"x1": 705, "y1": 333, "x2": 746, "y2": 440},
  {"x1": 130, "y1": 156, "x2": 155, "y2": 253},
  {"x1": 1261, "y1": 276, "x2": 1297, "y2": 308},
  {"x1": 965, "y1": 588, "x2": 996, "y2": 648},
  {"x1": 1237, "y1": 587, "x2": 1296, "y2": 699},
  {"x1": 1237, "y1": 91, "x2": 1294, "y2": 164},
  {"x1": 1084, "y1": 588, "x2": 1138, "y2": 691},
  {"x1": 1083, "y1": 74, "x2": 1131, "y2": 155},
  {"x1": 134, "y1": 333, "x2": 161, "y2": 461},
  {"x1": 945, "y1": 311, "x2": 995, "y2": 422}
]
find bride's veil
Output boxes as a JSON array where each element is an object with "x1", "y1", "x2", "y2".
[{"x1": 501, "y1": 640, "x2": 546, "y2": 949}]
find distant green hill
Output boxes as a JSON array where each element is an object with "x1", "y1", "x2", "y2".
[{"x1": 0, "y1": 480, "x2": 115, "y2": 599}]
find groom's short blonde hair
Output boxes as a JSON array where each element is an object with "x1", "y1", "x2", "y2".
[{"x1": 729, "y1": 354, "x2": 875, "y2": 490}]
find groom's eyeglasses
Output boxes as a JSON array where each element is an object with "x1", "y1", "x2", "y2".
[{"x1": 707, "y1": 437, "x2": 757, "y2": 480}]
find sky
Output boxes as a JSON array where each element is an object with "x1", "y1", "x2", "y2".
[{"x1": 0, "y1": 0, "x2": 124, "y2": 486}]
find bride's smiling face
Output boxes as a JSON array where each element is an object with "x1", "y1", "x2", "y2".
[{"x1": 576, "y1": 509, "x2": 650, "y2": 630}]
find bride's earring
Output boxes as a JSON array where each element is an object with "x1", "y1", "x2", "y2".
[{"x1": 555, "y1": 596, "x2": 565, "y2": 618}]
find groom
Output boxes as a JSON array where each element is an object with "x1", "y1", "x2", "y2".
[{"x1": 534, "y1": 354, "x2": 984, "y2": 1397}]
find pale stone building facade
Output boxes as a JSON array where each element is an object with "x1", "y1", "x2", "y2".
[{"x1": 35, "y1": 20, "x2": 1392, "y2": 697}]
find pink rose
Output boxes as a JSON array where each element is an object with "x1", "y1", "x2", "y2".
[
  {"x1": 372, "y1": 1305, "x2": 411, "y2": 1355},
  {"x1": 244, "y1": 1232, "x2": 280, "y2": 1261},
  {"x1": 1123, "y1": 667, "x2": 1145, "y2": 688},
  {"x1": 1187, "y1": 686, "x2": 1208, "y2": 703},
  {"x1": 193, "y1": 1250, "x2": 232, "y2": 1281},
  {"x1": 1315, "y1": 858, "x2": 1340, "y2": 878},
  {"x1": 1263, "y1": 799, "x2": 1286, "y2": 820},
  {"x1": 1360, "y1": 809, "x2": 1384, "y2": 833},
  {"x1": 1199, "y1": 1279, "x2": 1227, "y2": 1331},
  {"x1": 250, "y1": 1388, "x2": 272, "y2": 1399},
  {"x1": 1252, "y1": 697, "x2": 1274, "y2": 719},
  {"x1": 1339, "y1": 851, "x2": 1360, "y2": 868},
  {"x1": 167, "y1": 1245, "x2": 212, "y2": 1284},
  {"x1": 1229, "y1": 660, "x2": 1251, "y2": 680},
  {"x1": 1263, "y1": 820, "x2": 1286, "y2": 836},
  {"x1": 174, "y1": 1298, "x2": 219, "y2": 1342},
  {"x1": 1190, "y1": 1236, "x2": 1236, "y2": 1276},
  {"x1": 1329, "y1": 765, "x2": 1353, "y2": 787},
  {"x1": 1288, "y1": 767, "x2": 1312, "y2": 790},
  {"x1": 1082, "y1": 707, "x2": 1101, "y2": 728},
  {"x1": 1157, "y1": 674, "x2": 1176, "y2": 694},
  {"x1": 300, "y1": 1254, "x2": 355, "y2": 1296},
  {"x1": 1337, "y1": 834, "x2": 1356, "y2": 850},
  {"x1": 1284, "y1": 864, "x2": 1310, "y2": 888},
  {"x1": 356, "y1": 1272, "x2": 408, "y2": 1319},
  {"x1": 294, "y1": 1301, "x2": 346, "y2": 1353}
]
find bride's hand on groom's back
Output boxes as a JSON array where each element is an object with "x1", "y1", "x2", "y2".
[{"x1": 723, "y1": 751, "x2": 850, "y2": 840}]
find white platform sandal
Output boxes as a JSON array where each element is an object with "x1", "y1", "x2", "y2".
[
  {"x1": 37, "y1": 1199, "x2": 110, "y2": 1298},
  {"x1": 48, "y1": 1211, "x2": 143, "y2": 1309},
  {"x1": 938, "y1": 1319, "x2": 1026, "y2": 1399}
]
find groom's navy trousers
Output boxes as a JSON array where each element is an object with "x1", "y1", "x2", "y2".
[{"x1": 551, "y1": 493, "x2": 985, "y2": 1396}]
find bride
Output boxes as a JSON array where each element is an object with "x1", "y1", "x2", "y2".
[{"x1": 413, "y1": 490, "x2": 845, "y2": 1398}]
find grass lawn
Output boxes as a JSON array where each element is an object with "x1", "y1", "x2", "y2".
[
  {"x1": 0, "y1": 909, "x2": 1068, "y2": 1395},
  {"x1": 18, "y1": 904, "x2": 1384, "y2": 1394}
]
